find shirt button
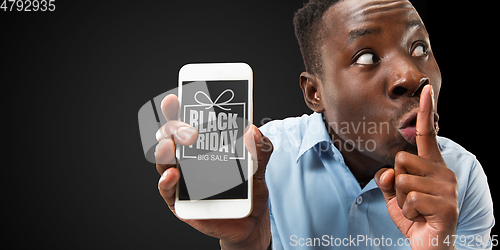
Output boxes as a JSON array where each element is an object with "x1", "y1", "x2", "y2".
[{"x1": 356, "y1": 196, "x2": 363, "y2": 205}]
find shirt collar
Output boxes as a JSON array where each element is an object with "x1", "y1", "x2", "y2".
[
  {"x1": 297, "y1": 113, "x2": 380, "y2": 192},
  {"x1": 296, "y1": 112, "x2": 344, "y2": 163}
]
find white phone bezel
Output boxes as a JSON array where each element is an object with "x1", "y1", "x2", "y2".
[{"x1": 175, "y1": 62, "x2": 253, "y2": 219}]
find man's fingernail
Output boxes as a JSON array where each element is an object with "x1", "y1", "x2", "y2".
[
  {"x1": 252, "y1": 126, "x2": 262, "y2": 145},
  {"x1": 176, "y1": 126, "x2": 197, "y2": 141},
  {"x1": 380, "y1": 170, "x2": 388, "y2": 183},
  {"x1": 429, "y1": 86, "x2": 435, "y2": 109},
  {"x1": 156, "y1": 129, "x2": 163, "y2": 142},
  {"x1": 160, "y1": 168, "x2": 169, "y2": 182},
  {"x1": 154, "y1": 143, "x2": 159, "y2": 156}
]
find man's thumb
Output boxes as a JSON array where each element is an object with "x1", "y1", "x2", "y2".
[
  {"x1": 244, "y1": 125, "x2": 273, "y2": 180},
  {"x1": 374, "y1": 168, "x2": 396, "y2": 204}
]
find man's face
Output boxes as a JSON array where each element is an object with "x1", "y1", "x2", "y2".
[{"x1": 318, "y1": 0, "x2": 441, "y2": 165}]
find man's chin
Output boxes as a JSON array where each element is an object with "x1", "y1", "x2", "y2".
[
  {"x1": 402, "y1": 144, "x2": 418, "y2": 155},
  {"x1": 380, "y1": 141, "x2": 418, "y2": 166},
  {"x1": 393, "y1": 142, "x2": 418, "y2": 160}
]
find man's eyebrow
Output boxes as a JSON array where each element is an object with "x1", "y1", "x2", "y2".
[
  {"x1": 343, "y1": 19, "x2": 425, "y2": 50},
  {"x1": 344, "y1": 27, "x2": 382, "y2": 49},
  {"x1": 406, "y1": 19, "x2": 425, "y2": 32}
]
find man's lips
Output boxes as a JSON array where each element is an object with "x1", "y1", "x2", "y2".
[{"x1": 397, "y1": 109, "x2": 439, "y2": 145}]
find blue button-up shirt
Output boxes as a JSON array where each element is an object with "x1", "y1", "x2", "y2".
[{"x1": 260, "y1": 112, "x2": 494, "y2": 249}]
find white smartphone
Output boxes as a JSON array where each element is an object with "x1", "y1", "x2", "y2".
[{"x1": 175, "y1": 63, "x2": 253, "y2": 219}]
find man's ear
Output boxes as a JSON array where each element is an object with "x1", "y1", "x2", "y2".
[{"x1": 299, "y1": 72, "x2": 324, "y2": 113}]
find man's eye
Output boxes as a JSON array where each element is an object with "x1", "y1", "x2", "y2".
[
  {"x1": 355, "y1": 53, "x2": 379, "y2": 65},
  {"x1": 412, "y1": 44, "x2": 428, "y2": 57}
]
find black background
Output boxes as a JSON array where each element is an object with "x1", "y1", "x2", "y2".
[{"x1": 3, "y1": 0, "x2": 496, "y2": 249}]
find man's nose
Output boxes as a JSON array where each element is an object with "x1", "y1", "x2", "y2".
[{"x1": 387, "y1": 57, "x2": 429, "y2": 99}]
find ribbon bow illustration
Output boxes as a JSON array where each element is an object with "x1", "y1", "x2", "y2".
[{"x1": 194, "y1": 89, "x2": 235, "y2": 111}]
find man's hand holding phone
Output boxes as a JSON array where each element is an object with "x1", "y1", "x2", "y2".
[{"x1": 155, "y1": 94, "x2": 273, "y2": 250}]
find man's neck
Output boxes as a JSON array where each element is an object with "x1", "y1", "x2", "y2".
[{"x1": 323, "y1": 116, "x2": 387, "y2": 187}]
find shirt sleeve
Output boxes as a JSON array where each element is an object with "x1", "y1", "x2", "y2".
[
  {"x1": 455, "y1": 159, "x2": 495, "y2": 250},
  {"x1": 269, "y1": 199, "x2": 284, "y2": 250}
]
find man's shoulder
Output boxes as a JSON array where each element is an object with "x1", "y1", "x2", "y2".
[
  {"x1": 437, "y1": 136, "x2": 478, "y2": 165},
  {"x1": 438, "y1": 139, "x2": 493, "y2": 239},
  {"x1": 437, "y1": 136, "x2": 483, "y2": 187},
  {"x1": 259, "y1": 113, "x2": 314, "y2": 140},
  {"x1": 259, "y1": 113, "x2": 325, "y2": 164}
]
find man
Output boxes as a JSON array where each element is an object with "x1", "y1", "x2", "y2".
[{"x1": 154, "y1": 0, "x2": 494, "y2": 249}]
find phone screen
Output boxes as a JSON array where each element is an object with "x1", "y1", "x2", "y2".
[{"x1": 178, "y1": 80, "x2": 250, "y2": 200}]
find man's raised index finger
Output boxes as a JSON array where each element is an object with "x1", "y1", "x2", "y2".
[{"x1": 415, "y1": 85, "x2": 443, "y2": 162}]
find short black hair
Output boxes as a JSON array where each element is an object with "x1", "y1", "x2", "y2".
[{"x1": 293, "y1": 0, "x2": 341, "y2": 76}]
